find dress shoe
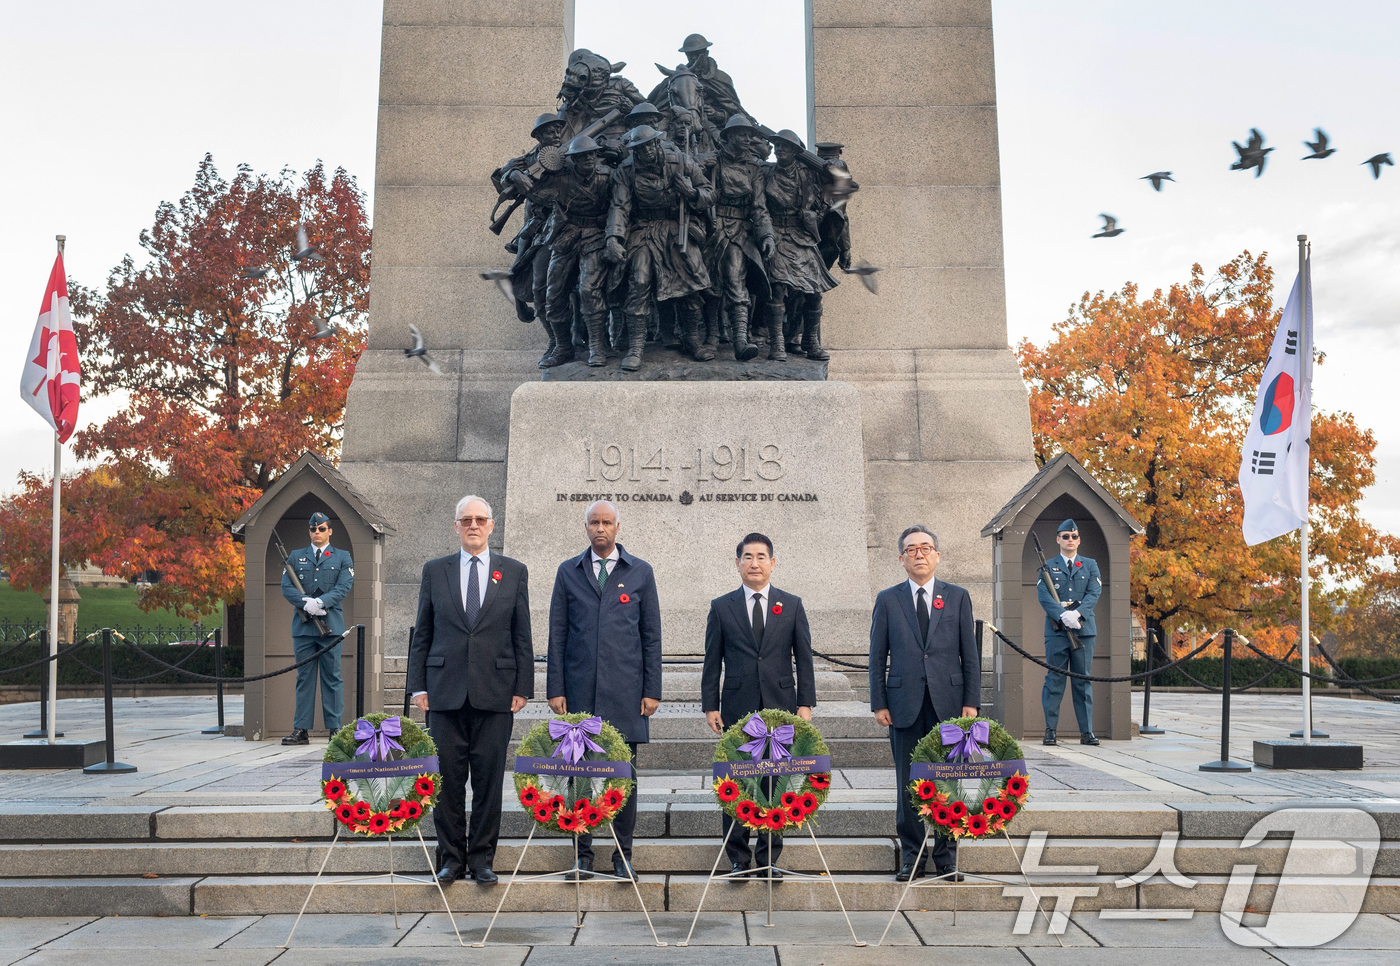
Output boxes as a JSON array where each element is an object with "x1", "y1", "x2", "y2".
[
  {"x1": 470, "y1": 866, "x2": 498, "y2": 885},
  {"x1": 895, "y1": 862, "x2": 926, "y2": 882},
  {"x1": 612, "y1": 854, "x2": 636, "y2": 881},
  {"x1": 751, "y1": 867, "x2": 783, "y2": 882},
  {"x1": 434, "y1": 867, "x2": 460, "y2": 887},
  {"x1": 1080, "y1": 732, "x2": 1100, "y2": 746},
  {"x1": 728, "y1": 861, "x2": 750, "y2": 881},
  {"x1": 935, "y1": 866, "x2": 965, "y2": 882},
  {"x1": 1043, "y1": 728, "x2": 1057, "y2": 746},
  {"x1": 565, "y1": 857, "x2": 594, "y2": 881},
  {"x1": 281, "y1": 729, "x2": 309, "y2": 746}
]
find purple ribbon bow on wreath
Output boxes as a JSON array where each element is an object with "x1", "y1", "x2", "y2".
[
  {"x1": 940, "y1": 720, "x2": 990, "y2": 762},
  {"x1": 354, "y1": 716, "x2": 405, "y2": 761},
  {"x1": 549, "y1": 716, "x2": 605, "y2": 765},
  {"x1": 738, "y1": 716, "x2": 795, "y2": 762}
]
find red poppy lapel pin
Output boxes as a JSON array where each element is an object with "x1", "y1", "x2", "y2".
[
  {"x1": 933, "y1": 596, "x2": 945, "y2": 610},
  {"x1": 620, "y1": 593, "x2": 631, "y2": 603},
  {"x1": 1075, "y1": 561, "x2": 1082, "y2": 568},
  {"x1": 771, "y1": 601, "x2": 783, "y2": 615},
  {"x1": 492, "y1": 570, "x2": 502, "y2": 583}
]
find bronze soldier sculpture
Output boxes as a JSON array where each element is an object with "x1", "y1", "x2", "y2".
[
  {"x1": 605, "y1": 125, "x2": 716, "y2": 371},
  {"x1": 702, "y1": 116, "x2": 774, "y2": 361},
  {"x1": 542, "y1": 136, "x2": 615, "y2": 368},
  {"x1": 492, "y1": 112, "x2": 567, "y2": 346},
  {"x1": 816, "y1": 141, "x2": 855, "y2": 275},
  {"x1": 650, "y1": 34, "x2": 750, "y2": 142},
  {"x1": 560, "y1": 49, "x2": 642, "y2": 145},
  {"x1": 762, "y1": 129, "x2": 836, "y2": 361}
]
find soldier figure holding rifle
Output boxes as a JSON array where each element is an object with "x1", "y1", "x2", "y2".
[
  {"x1": 1037, "y1": 519, "x2": 1102, "y2": 746},
  {"x1": 278, "y1": 511, "x2": 354, "y2": 745}
]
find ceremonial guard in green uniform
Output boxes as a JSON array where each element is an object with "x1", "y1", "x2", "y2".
[
  {"x1": 1037, "y1": 520, "x2": 1101, "y2": 746},
  {"x1": 280, "y1": 511, "x2": 354, "y2": 745}
]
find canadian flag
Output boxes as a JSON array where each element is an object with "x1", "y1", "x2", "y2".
[{"x1": 20, "y1": 253, "x2": 81, "y2": 442}]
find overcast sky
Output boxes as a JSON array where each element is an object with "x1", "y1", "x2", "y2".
[{"x1": 2, "y1": 1, "x2": 1396, "y2": 537}]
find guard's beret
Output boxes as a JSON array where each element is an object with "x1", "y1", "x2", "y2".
[
  {"x1": 309, "y1": 512, "x2": 330, "y2": 527},
  {"x1": 1057, "y1": 519, "x2": 1078, "y2": 534}
]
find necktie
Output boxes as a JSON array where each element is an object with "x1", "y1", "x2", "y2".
[
  {"x1": 751, "y1": 592, "x2": 765, "y2": 648},
  {"x1": 917, "y1": 588, "x2": 930, "y2": 644},
  {"x1": 597, "y1": 558, "x2": 609, "y2": 592},
  {"x1": 465, "y1": 556, "x2": 481, "y2": 629}
]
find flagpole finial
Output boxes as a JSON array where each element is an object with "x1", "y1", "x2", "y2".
[
  {"x1": 55, "y1": 235, "x2": 65, "y2": 253},
  {"x1": 1297, "y1": 234, "x2": 1307, "y2": 242}
]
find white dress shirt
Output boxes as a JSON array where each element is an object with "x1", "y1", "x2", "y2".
[
  {"x1": 742, "y1": 583, "x2": 771, "y2": 629},
  {"x1": 591, "y1": 546, "x2": 620, "y2": 585},
  {"x1": 460, "y1": 547, "x2": 491, "y2": 612},
  {"x1": 907, "y1": 576, "x2": 937, "y2": 607}
]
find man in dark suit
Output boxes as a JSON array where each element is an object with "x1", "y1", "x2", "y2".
[
  {"x1": 868, "y1": 526, "x2": 980, "y2": 882},
  {"x1": 702, "y1": 532, "x2": 816, "y2": 879},
  {"x1": 547, "y1": 499, "x2": 662, "y2": 881},
  {"x1": 407, "y1": 495, "x2": 532, "y2": 887},
  {"x1": 1038, "y1": 519, "x2": 1103, "y2": 746}
]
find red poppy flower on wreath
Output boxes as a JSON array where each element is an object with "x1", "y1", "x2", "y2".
[
  {"x1": 916, "y1": 780, "x2": 939, "y2": 801},
  {"x1": 334, "y1": 802, "x2": 355, "y2": 824},
  {"x1": 772, "y1": 602, "x2": 782, "y2": 615},
  {"x1": 798, "y1": 792, "x2": 818, "y2": 813},
  {"x1": 982, "y1": 796, "x2": 1000, "y2": 814},
  {"x1": 582, "y1": 805, "x2": 603, "y2": 826},
  {"x1": 520, "y1": 785, "x2": 542, "y2": 808},
  {"x1": 620, "y1": 593, "x2": 630, "y2": 603},
  {"x1": 948, "y1": 800, "x2": 967, "y2": 819},
  {"x1": 765, "y1": 809, "x2": 788, "y2": 831},
  {"x1": 1005, "y1": 773, "x2": 1029, "y2": 799},
  {"x1": 415, "y1": 776, "x2": 435, "y2": 797},
  {"x1": 403, "y1": 801, "x2": 424, "y2": 820},
  {"x1": 808, "y1": 773, "x2": 831, "y2": 790},
  {"x1": 736, "y1": 800, "x2": 759, "y2": 823},
  {"x1": 787, "y1": 806, "x2": 805, "y2": 824},
  {"x1": 389, "y1": 801, "x2": 408, "y2": 819},
  {"x1": 780, "y1": 791, "x2": 799, "y2": 808},
  {"x1": 368, "y1": 812, "x2": 392, "y2": 833},
  {"x1": 322, "y1": 779, "x2": 347, "y2": 801},
  {"x1": 966, "y1": 813, "x2": 989, "y2": 836},
  {"x1": 932, "y1": 804, "x2": 952, "y2": 825},
  {"x1": 999, "y1": 799, "x2": 1018, "y2": 819},
  {"x1": 557, "y1": 811, "x2": 580, "y2": 832},
  {"x1": 550, "y1": 794, "x2": 566, "y2": 809},
  {"x1": 351, "y1": 801, "x2": 372, "y2": 821},
  {"x1": 601, "y1": 788, "x2": 626, "y2": 811},
  {"x1": 573, "y1": 798, "x2": 591, "y2": 811},
  {"x1": 532, "y1": 803, "x2": 554, "y2": 823},
  {"x1": 715, "y1": 779, "x2": 740, "y2": 802},
  {"x1": 933, "y1": 598, "x2": 944, "y2": 610}
]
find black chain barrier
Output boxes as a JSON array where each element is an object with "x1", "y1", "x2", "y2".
[
  {"x1": 1236, "y1": 636, "x2": 1400, "y2": 703},
  {"x1": 991, "y1": 625, "x2": 1218, "y2": 682},
  {"x1": 0, "y1": 635, "x2": 103, "y2": 677},
  {"x1": 62, "y1": 631, "x2": 214, "y2": 684},
  {"x1": 1171, "y1": 642, "x2": 1300, "y2": 694},
  {"x1": 812, "y1": 651, "x2": 870, "y2": 670},
  {"x1": 107, "y1": 630, "x2": 348, "y2": 684}
]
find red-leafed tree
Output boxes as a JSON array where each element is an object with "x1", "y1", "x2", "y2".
[{"x1": 0, "y1": 154, "x2": 370, "y2": 619}]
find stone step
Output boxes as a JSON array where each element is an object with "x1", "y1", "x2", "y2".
[{"x1": 7, "y1": 871, "x2": 1396, "y2": 917}]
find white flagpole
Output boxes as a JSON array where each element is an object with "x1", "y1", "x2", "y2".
[
  {"x1": 46, "y1": 233, "x2": 66, "y2": 745},
  {"x1": 1297, "y1": 234, "x2": 1311, "y2": 747}
]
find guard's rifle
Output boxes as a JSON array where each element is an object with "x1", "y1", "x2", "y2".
[
  {"x1": 754, "y1": 123, "x2": 840, "y2": 178},
  {"x1": 1030, "y1": 531, "x2": 1083, "y2": 651},
  {"x1": 489, "y1": 109, "x2": 621, "y2": 235},
  {"x1": 272, "y1": 531, "x2": 333, "y2": 638}
]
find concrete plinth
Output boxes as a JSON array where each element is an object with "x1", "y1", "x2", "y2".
[
  {"x1": 0, "y1": 739, "x2": 104, "y2": 770},
  {"x1": 1252, "y1": 739, "x2": 1364, "y2": 770}
]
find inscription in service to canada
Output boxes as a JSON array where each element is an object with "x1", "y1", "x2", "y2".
[{"x1": 555, "y1": 440, "x2": 819, "y2": 505}]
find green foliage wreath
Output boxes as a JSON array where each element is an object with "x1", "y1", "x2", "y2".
[
  {"x1": 711, "y1": 709, "x2": 832, "y2": 835},
  {"x1": 513, "y1": 713, "x2": 635, "y2": 835},
  {"x1": 908, "y1": 715, "x2": 1029, "y2": 840},
  {"x1": 321, "y1": 712, "x2": 440, "y2": 837}
]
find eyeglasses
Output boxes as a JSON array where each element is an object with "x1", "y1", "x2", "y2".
[
  {"x1": 901, "y1": 545, "x2": 937, "y2": 557},
  {"x1": 309, "y1": 525, "x2": 329, "y2": 533},
  {"x1": 457, "y1": 516, "x2": 491, "y2": 526}
]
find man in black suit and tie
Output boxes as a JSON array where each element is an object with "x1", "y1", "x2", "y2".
[
  {"x1": 408, "y1": 495, "x2": 533, "y2": 887},
  {"x1": 701, "y1": 532, "x2": 816, "y2": 879},
  {"x1": 868, "y1": 526, "x2": 980, "y2": 882}
]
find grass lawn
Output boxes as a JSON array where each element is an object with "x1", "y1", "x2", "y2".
[{"x1": 0, "y1": 581, "x2": 222, "y2": 631}]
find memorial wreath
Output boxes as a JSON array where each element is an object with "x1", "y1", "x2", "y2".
[
  {"x1": 711, "y1": 709, "x2": 832, "y2": 835},
  {"x1": 321, "y1": 713, "x2": 441, "y2": 837},
  {"x1": 513, "y1": 713, "x2": 634, "y2": 835},
  {"x1": 909, "y1": 716, "x2": 1029, "y2": 840}
]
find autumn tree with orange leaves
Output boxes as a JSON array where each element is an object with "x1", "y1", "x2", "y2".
[
  {"x1": 0, "y1": 154, "x2": 370, "y2": 620},
  {"x1": 1017, "y1": 251, "x2": 1399, "y2": 660}
]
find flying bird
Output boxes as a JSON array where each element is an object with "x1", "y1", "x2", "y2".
[
  {"x1": 1302, "y1": 128, "x2": 1336, "y2": 160},
  {"x1": 292, "y1": 222, "x2": 322, "y2": 262},
  {"x1": 1231, "y1": 128, "x2": 1273, "y2": 177},
  {"x1": 239, "y1": 267, "x2": 269, "y2": 280},
  {"x1": 405, "y1": 324, "x2": 442, "y2": 374},
  {"x1": 841, "y1": 260, "x2": 881, "y2": 294},
  {"x1": 1140, "y1": 172, "x2": 1175, "y2": 192},
  {"x1": 480, "y1": 269, "x2": 515, "y2": 302},
  {"x1": 311, "y1": 317, "x2": 338, "y2": 340},
  {"x1": 1363, "y1": 153, "x2": 1394, "y2": 179},
  {"x1": 1092, "y1": 214, "x2": 1125, "y2": 238}
]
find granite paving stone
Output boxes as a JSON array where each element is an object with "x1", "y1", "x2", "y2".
[
  {"x1": 221, "y1": 912, "x2": 425, "y2": 947},
  {"x1": 1077, "y1": 911, "x2": 1400, "y2": 948},
  {"x1": 275, "y1": 948, "x2": 527, "y2": 966},
  {"x1": 904, "y1": 910, "x2": 1098, "y2": 945},
  {"x1": 401, "y1": 912, "x2": 577, "y2": 946},
  {"x1": 523, "y1": 948, "x2": 775, "y2": 966},
  {"x1": 575, "y1": 911, "x2": 747, "y2": 946},
  {"x1": 0, "y1": 918, "x2": 95, "y2": 948},
  {"x1": 45, "y1": 915, "x2": 259, "y2": 948},
  {"x1": 13, "y1": 952, "x2": 281, "y2": 966},
  {"x1": 743, "y1": 910, "x2": 918, "y2": 945},
  {"x1": 1021, "y1": 951, "x2": 1279, "y2": 966}
]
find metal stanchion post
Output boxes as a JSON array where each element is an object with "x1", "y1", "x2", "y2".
[
  {"x1": 1200, "y1": 628, "x2": 1250, "y2": 772},
  {"x1": 25, "y1": 630, "x2": 64, "y2": 739},
  {"x1": 1140, "y1": 628, "x2": 1165, "y2": 735},
  {"x1": 84, "y1": 628, "x2": 137, "y2": 774},
  {"x1": 355, "y1": 624, "x2": 366, "y2": 720},
  {"x1": 203, "y1": 628, "x2": 225, "y2": 734}
]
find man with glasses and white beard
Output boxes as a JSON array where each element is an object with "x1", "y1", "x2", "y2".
[{"x1": 868, "y1": 526, "x2": 980, "y2": 883}]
